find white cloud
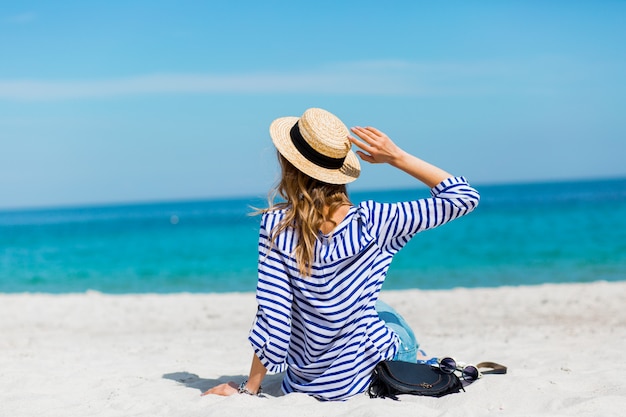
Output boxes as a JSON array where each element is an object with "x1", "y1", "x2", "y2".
[
  {"x1": 0, "y1": 59, "x2": 563, "y2": 101},
  {"x1": 6, "y1": 12, "x2": 36, "y2": 24},
  {"x1": 0, "y1": 69, "x2": 415, "y2": 101}
]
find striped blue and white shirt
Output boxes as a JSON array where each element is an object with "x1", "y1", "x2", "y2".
[{"x1": 248, "y1": 176, "x2": 479, "y2": 400}]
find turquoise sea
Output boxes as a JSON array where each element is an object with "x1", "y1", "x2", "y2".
[{"x1": 1, "y1": 178, "x2": 625, "y2": 294}]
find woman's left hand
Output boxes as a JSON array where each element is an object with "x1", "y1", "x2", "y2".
[{"x1": 201, "y1": 381, "x2": 239, "y2": 396}]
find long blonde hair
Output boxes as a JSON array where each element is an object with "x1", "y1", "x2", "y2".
[{"x1": 260, "y1": 152, "x2": 352, "y2": 277}]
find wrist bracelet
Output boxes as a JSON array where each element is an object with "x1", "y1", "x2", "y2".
[{"x1": 238, "y1": 380, "x2": 262, "y2": 396}]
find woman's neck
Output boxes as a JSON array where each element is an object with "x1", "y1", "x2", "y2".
[{"x1": 320, "y1": 204, "x2": 351, "y2": 235}]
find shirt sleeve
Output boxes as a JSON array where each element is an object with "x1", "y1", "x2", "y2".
[
  {"x1": 248, "y1": 214, "x2": 293, "y2": 374},
  {"x1": 363, "y1": 176, "x2": 480, "y2": 254}
]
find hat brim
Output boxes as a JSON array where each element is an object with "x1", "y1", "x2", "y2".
[{"x1": 269, "y1": 116, "x2": 361, "y2": 185}]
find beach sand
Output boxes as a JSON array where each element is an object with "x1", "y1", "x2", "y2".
[{"x1": 1, "y1": 281, "x2": 625, "y2": 417}]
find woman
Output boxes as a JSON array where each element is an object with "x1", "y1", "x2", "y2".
[{"x1": 204, "y1": 108, "x2": 479, "y2": 401}]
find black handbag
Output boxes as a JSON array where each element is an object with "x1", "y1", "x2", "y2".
[{"x1": 368, "y1": 360, "x2": 464, "y2": 399}]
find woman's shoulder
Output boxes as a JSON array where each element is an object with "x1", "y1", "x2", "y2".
[
  {"x1": 349, "y1": 200, "x2": 398, "y2": 227},
  {"x1": 355, "y1": 200, "x2": 396, "y2": 214},
  {"x1": 260, "y1": 207, "x2": 289, "y2": 227}
]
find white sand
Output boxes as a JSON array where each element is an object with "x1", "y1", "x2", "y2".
[{"x1": 1, "y1": 281, "x2": 625, "y2": 417}]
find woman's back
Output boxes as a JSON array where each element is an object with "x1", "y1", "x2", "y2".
[{"x1": 250, "y1": 177, "x2": 479, "y2": 400}]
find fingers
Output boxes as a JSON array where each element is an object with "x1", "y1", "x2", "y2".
[
  {"x1": 355, "y1": 150, "x2": 375, "y2": 163},
  {"x1": 350, "y1": 126, "x2": 382, "y2": 144},
  {"x1": 348, "y1": 134, "x2": 372, "y2": 152},
  {"x1": 201, "y1": 386, "x2": 218, "y2": 396},
  {"x1": 201, "y1": 382, "x2": 239, "y2": 396},
  {"x1": 349, "y1": 125, "x2": 400, "y2": 165},
  {"x1": 349, "y1": 126, "x2": 384, "y2": 154},
  {"x1": 349, "y1": 135, "x2": 376, "y2": 162}
]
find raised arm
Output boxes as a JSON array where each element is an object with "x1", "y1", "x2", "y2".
[
  {"x1": 349, "y1": 126, "x2": 453, "y2": 188},
  {"x1": 350, "y1": 126, "x2": 479, "y2": 255}
]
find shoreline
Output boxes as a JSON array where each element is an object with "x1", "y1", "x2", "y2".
[
  {"x1": 1, "y1": 281, "x2": 625, "y2": 416},
  {"x1": 1, "y1": 278, "x2": 622, "y2": 296}
]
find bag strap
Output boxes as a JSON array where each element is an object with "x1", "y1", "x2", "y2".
[{"x1": 476, "y1": 362, "x2": 507, "y2": 375}]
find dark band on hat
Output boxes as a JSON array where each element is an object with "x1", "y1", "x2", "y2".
[{"x1": 290, "y1": 122, "x2": 345, "y2": 170}]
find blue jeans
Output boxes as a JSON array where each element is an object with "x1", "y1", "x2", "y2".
[{"x1": 376, "y1": 299, "x2": 418, "y2": 363}]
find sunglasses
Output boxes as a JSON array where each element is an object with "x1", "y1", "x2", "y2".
[{"x1": 437, "y1": 357, "x2": 482, "y2": 382}]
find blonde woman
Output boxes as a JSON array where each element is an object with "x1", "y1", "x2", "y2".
[{"x1": 204, "y1": 108, "x2": 480, "y2": 401}]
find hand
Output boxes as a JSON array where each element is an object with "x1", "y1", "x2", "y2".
[
  {"x1": 349, "y1": 126, "x2": 405, "y2": 165},
  {"x1": 201, "y1": 381, "x2": 239, "y2": 396},
  {"x1": 350, "y1": 126, "x2": 452, "y2": 187}
]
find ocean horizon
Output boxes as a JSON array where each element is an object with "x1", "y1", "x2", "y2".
[{"x1": 1, "y1": 177, "x2": 625, "y2": 294}]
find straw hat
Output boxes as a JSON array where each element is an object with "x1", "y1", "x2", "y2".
[{"x1": 269, "y1": 108, "x2": 361, "y2": 184}]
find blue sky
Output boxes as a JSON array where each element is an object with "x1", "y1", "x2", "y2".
[{"x1": 1, "y1": 1, "x2": 625, "y2": 209}]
